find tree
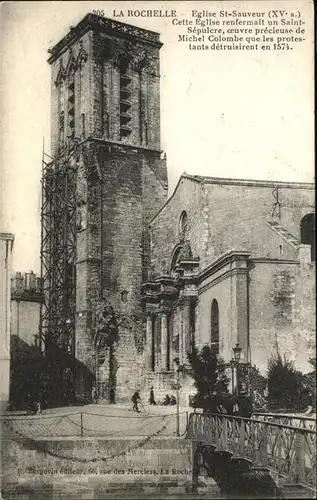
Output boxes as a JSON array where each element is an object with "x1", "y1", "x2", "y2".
[
  {"x1": 308, "y1": 356, "x2": 316, "y2": 371},
  {"x1": 267, "y1": 353, "x2": 311, "y2": 411},
  {"x1": 186, "y1": 342, "x2": 229, "y2": 411},
  {"x1": 238, "y1": 364, "x2": 268, "y2": 410}
]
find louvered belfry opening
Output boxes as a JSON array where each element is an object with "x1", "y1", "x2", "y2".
[
  {"x1": 210, "y1": 299, "x2": 220, "y2": 354},
  {"x1": 119, "y1": 57, "x2": 132, "y2": 138},
  {"x1": 67, "y1": 78, "x2": 75, "y2": 139}
]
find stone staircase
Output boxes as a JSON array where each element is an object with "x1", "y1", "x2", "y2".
[
  {"x1": 3, "y1": 476, "x2": 222, "y2": 499},
  {"x1": 278, "y1": 481, "x2": 316, "y2": 499},
  {"x1": 266, "y1": 220, "x2": 300, "y2": 249},
  {"x1": 4, "y1": 420, "x2": 314, "y2": 499},
  {"x1": 2, "y1": 425, "x2": 223, "y2": 499},
  {"x1": 193, "y1": 443, "x2": 316, "y2": 499}
]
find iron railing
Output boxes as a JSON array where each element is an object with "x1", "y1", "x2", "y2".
[
  {"x1": 187, "y1": 412, "x2": 316, "y2": 491},
  {"x1": 253, "y1": 412, "x2": 316, "y2": 430},
  {"x1": 1, "y1": 409, "x2": 189, "y2": 439}
]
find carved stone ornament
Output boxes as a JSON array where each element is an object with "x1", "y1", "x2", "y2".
[
  {"x1": 55, "y1": 60, "x2": 66, "y2": 86},
  {"x1": 55, "y1": 45, "x2": 88, "y2": 87},
  {"x1": 93, "y1": 299, "x2": 119, "y2": 351},
  {"x1": 93, "y1": 34, "x2": 156, "y2": 73},
  {"x1": 65, "y1": 49, "x2": 77, "y2": 77},
  {"x1": 59, "y1": 111, "x2": 65, "y2": 131},
  {"x1": 76, "y1": 40, "x2": 88, "y2": 67},
  {"x1": 82, "y1": 144, "x2": 102, "y2": 181},
  {"x1": 76, "y1": 207, "x2": 86, "y2": 231},
  {"x1": 92, "y1": 16, "x2": 160, "y2": 44},
  {"x1": 180, "y1": 240, "x2": 193, "y2": 259}
]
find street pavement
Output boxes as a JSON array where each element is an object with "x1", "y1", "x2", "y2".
[{"x1": 3, "y1": 403, "x2": 192, "y2": 439}]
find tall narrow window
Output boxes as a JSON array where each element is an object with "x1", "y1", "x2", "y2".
[
  {"x1": 300, "y1": 213, "x2": 315, "y2": 262},
  {"x1": 170, "y1": 245, "x2": 183, "y2": 277},
  {"x1": 166, "y1": 313, "x2": 171, "y2": 371},
  {"x1": 68, "y1": 78, "x2": 75, "y2": 139},
  {"x1": 151, "y1": 315, "x2": 156, "y2": 372},
  {"x1": 119, "y1": 57, "x2": 132, "y2": 138},
  {"x1": 179, "y1": 211, "x2": 188, "y2": 242},
  {"x1": 189, "y1": 300, "x2": 196, "y2": 347},
  {"x1": 210, "y1": 299, "x2": 219, "y2": 354}
]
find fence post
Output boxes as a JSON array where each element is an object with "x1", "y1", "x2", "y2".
[
  {"x1": 258, "y1": 422, "x2": 269, "y2": 467},
  {"x1": 294, "y1": 431, "x2": 306, "y2": 484},
  {"x1": 80, "y1": 412, "x2": 83, "y2": 437}
]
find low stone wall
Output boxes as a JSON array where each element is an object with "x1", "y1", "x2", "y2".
[{"x1": 2, "y1": 436, "x2": 193, "y2": 486}]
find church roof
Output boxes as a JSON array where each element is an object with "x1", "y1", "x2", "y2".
[
  {"x1": 181, "y1": 173, "x2": 314, "y2": 189},
  {"x1": 150, "y1": 173, "x2": 314, "y2": 225}
]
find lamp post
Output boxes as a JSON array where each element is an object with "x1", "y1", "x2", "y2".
[
  {"x1": 173, "y1": 357, "x2": 180, "y2": 437},
  {"x1": 231, "y1": 343, "x2": 242, "y2": 396}
]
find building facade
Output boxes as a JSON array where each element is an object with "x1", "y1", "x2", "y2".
[
  {"x1": 9, "y1": 272, "x2": 43, "y2": 408},
  {"x1": 0, "y1": 232, "x2": 14, "y2": 411},
  {"x1": 11, "y1": 271, "x2": 43, "y2": 346},
  {"x1": 44, "y1": 14, "x2": 167, "y2": 403},
  {"x1": 41, "y1": 14, "x2": 315, "y2": 404},
  {"x1": 144, "y1": 176, "x2": 315, "y2": 389}
]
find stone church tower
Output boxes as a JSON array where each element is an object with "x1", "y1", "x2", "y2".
[{"x1": 47, "y1": 14, "x2": 167, "y2": 402}]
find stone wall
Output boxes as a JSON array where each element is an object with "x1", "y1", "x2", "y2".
[
  {"x1": 248, "y1": 259, "x2": 315, "y2": 375},
  {"x1": 74, "y1": 142, "x2": 167, "y2": 402},
  {"x1": 192, "y1": 252, "x2": 250, "y2": 371},
  {"x1": 2, "y1": 436, "x2": 192, "y2": 482},
  {"x1": 149, "y1": 177, "x2": 315, "y2": 376},
  {"x1": 11, "y1": 301, "x2": 41, "y2": 346},
  {"x1": 150, "y1": 177, "x2": 315, "y2": 275},
  {"x1": 150, "y1": 177, "x2": 203, "y2": 276}
]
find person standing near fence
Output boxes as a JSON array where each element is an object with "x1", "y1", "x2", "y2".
[{"x1": 149, "y1": 386, "x2": 156, "y2": 405}]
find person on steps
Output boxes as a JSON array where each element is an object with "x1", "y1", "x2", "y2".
[{"x1": 132, "y1": 390, "x2": 141, "y2": 412}]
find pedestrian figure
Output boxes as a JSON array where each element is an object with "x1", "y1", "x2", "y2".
[
  {"x1": 36, "y1": 401, "x2": 42, "y2": 415},
  {"x1": 149, "y1": 386, "x2": 156, "y2": 405},
  {"x1": 109, "y1": 387, "x2": 115, "y2": 404},
  {"x1": 91, "y1": 385, "x2": 97, "y2": 404},
  {"x1": 132, "y1": 390, "x2": 141, "y2": 412},
  {"x1": 163, "y1": 394, "x2": 171, "y2": 405}
]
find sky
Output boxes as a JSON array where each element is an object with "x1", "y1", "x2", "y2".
[{"x1": 0, "y1": 0, "x2": 314, "y2": 274}]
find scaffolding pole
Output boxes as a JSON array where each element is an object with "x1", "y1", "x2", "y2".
[{"x1": 39, "y1": 141, "x2": 79, "y2": 358}]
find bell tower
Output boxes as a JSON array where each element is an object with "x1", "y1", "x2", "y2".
[
  {"x1": 49, "y1": 14, "x2": 163, "y2": 154},
  {"x1": 46, "y1": 14, "x2": 168, "y2": 402}
]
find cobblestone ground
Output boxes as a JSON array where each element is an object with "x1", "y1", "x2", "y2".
[{"x1": 3, "y1": 403, "x2": 190, "y2": 439}]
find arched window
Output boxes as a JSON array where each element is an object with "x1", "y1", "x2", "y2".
[
  {"x1": 210, "y1": 299, "x2": 219, "y2": 354},
  {"x1": 179, "y1": 211, "x2": 188, "y2": 242},
  {"x1": 300, "y1": 213, "x2": 315, "y2": 261},
  {"x1": 170, "y1": 245, "x2": 183, "y2": 277}
]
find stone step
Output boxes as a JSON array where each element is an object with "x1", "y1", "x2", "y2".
[
  {"x1": 279, "y1": 483, "x2": 316, "y2": 499},
  {"x1": 3, "y1": 478, "x2": 222, "y2": 499},
  {"x1": 5, "y1": 491, "x2": 222, "y2": 500}
]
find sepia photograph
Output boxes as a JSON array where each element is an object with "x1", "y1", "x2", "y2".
[{"x1": 0, "y1": 1, "x2": 315, "y2": 498}]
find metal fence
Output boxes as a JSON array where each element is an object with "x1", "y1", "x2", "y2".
[
  {"x1": 253, "y1": 412, "x2": 316, "y2": 430},
  {"x1": 1, "y1": 409, "x2": 189, "y2": 439},
  {"x1": 187, "y1": 412, "x2": 316, "y2": 491}
]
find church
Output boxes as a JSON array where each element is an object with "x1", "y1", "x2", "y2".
[{"x1": 39, "y1": 13, "x2": 315, "y2": 405}]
